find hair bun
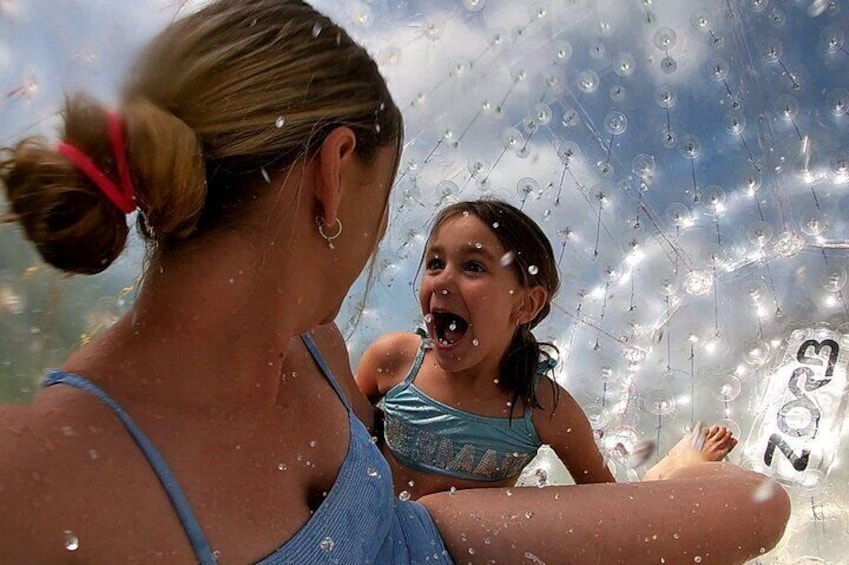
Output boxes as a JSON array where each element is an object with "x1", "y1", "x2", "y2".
[{"x1": 1, "y1": 98, "x2": 131, "y2": 275}]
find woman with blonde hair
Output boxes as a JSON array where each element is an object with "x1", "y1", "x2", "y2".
[{"x1": 0, "y1": 1, "x2": 788, "y2": 563}]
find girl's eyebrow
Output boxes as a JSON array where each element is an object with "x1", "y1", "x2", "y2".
[
  {"x1": 467, "y1": 246, "x2": 498, "y2": 262},
  {"x1": 426, "y1": 243, "x2": 499, "y2": 262},
  {"x1": 424, "y1": 243, "x2": 443, "y2": 256}
]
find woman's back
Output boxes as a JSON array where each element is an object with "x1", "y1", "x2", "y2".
[
  {"x1": 0, "y1": 346, "x2": 351, "y2": 561},
  {"x1": 0, "y1": 331, "x2": 447, "y2": 563}
]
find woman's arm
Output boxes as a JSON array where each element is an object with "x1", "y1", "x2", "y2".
[{"x1": 420, "y1": 462, "x2": 790, "y2": 564}]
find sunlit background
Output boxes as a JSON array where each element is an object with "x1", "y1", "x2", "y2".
[{"x1": 2, "y1": 0, "x2": 849, "y2": 562}]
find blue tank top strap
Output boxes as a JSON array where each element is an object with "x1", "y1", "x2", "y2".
[
  {"x1": 300, "y1": 333, "x2": 351, "y2": 412},
  {"x1": 42, "y1": 371, "x2": 217, "y2": 565},
  {"x1": 402, "y1": 333, "x2": 428, "y2": 386},
  {"x1": 523, "y1": 357, "x2": 556, "y2": 424}
]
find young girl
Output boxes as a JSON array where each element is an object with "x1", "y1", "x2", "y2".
[{"x1": 357, "y1": 199, "x2": 737, "y2": 499}]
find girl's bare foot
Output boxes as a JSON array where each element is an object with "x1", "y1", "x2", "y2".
[
  {"x1": 701, "y1": 425, "x2": 738, "y2": 461},
  {"x1": 643, "y1": 424, "x2": 737, "y2": 480}
]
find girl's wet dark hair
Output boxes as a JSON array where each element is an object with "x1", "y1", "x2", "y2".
[{"x1": 427, "y1": 199, "x2": 561, "y2": 417}]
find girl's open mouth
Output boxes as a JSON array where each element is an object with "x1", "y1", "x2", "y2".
[{"x1": 431, "y1": 310, "x2": 469, "y2": 347}]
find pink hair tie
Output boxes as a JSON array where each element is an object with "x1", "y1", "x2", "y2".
[{"x1": 56, "y1": 112, "x2": 137, "y2": 214}]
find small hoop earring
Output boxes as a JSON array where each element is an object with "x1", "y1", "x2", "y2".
[{"x1": 316, "y1": 216, "x2": 343, "y2": 249}]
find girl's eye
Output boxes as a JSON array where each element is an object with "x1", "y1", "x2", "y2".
[
  {"x1": 426, "y1": 257, "x2": 444, "y2": 270},
  {"x1": 465, "y1": 261, "x2": 486, "y2": 273}
]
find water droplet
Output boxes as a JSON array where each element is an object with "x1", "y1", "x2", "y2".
[
  {"x1": 661, "y1": 127, "x2": 677, "y2": 148},
  {"x1": 707, "y1": 57, "x2": 729, "y2": 81},
  {"x1": 534, "y1": 468, "x2": 548, "y2": 487},
  {"x1": 528, "y1": 265, "x2": 539, "y2": 275},
  {"x1": 654, "y1": 28, "x2": 677, "y2": 50},
  {"x1": 656, "y1": 87, "x2": 676, "y2": 109},
  {"x1": 277, "y1": 463, "x2": 288, "y2": 471},
  {"x1": 275, "y1": 116, "x2": 286, "y2": 128},
  {"x1": 525, "y1": 551, "x2": 546, "y2": 564},
  {"x1": 660, "y1": 56, "x2": 677, "y2": 74},
  {"x1": 613, "y1": 53, "x2": 635, "y2": 77},
  {"x1": 311, "y1": 22, "x2": 323, "y2": 37},
  {"x1": 827, "y1": 88, "x2": 849, "y2": 116},
  {"x1": 367, "y1": 467, "x2": 379, "y2": 477},
  {"x1": 399, "y1": 490, "x2": 411, "y2": 501},
  {"x1": 261, "y1": 167, "x2": 271, "y2": 184},
  {"x1": 577, "y1": 70, "x2": 599, "y2": 93},
  {"x1": 554, "y1": 41, "x2": 573, "y2": 62},
  {"x1": 320, "y1": 537, "x2": 335, "y2": 552},
  {"x1": 684, "y1": 270, "x2": 713, "y2": 296},
  {"x1": 691, "y1": 13, "x2": 711, "y2": 31},
  {"x1": 472, "y1": 338, "x2": 479, "y2": 347},
  {"x1": 762, "y1": 39, "x2": 783, "y2": 63},
  {"x1": 500, "y1": 252, "x2": 515, "y2": 267},
  {"x1": 562, "y1": 107, "x2": 581, "y2": 127},
  {"x1": 63, "y1": 531, "x2": 79, "y2": 552},
  {"x1": 604, "y1": 111, "x2": 628, "y2": 135}
]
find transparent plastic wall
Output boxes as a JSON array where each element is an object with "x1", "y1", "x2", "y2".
[{"x1": 2, "y1": 1, "x2": 848, "y2": 562}]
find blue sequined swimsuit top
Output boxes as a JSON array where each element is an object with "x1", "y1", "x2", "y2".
[
  {"x1": 43, "y1": 334, "x2": 452, "y2": 565},
  {"x1": 379, "y1": 335, "x2": 551, "y2": 482}
]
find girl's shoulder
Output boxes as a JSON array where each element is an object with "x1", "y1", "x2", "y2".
[
  {"x1": 531, "y1": 372, "x2": 573, "y2": 415},
  {"x1": 358, "y1": 332, "x2": 422, "y2": 395}
]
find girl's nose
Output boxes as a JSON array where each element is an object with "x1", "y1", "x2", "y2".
[{"x1": 432, "y1": 267, "x2": 455, "y2": 295}]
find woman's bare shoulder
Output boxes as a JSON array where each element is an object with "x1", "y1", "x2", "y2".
[{"x1": 0, "y1": 391, "x2": 127, "y2": 560}]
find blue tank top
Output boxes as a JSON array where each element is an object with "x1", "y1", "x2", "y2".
[
  {"x1": 379, "y1": 336, "x2": 546, "y2": 482},
  {"x1": 43, "y1": 334, "x2": 453, "y2": 564}
]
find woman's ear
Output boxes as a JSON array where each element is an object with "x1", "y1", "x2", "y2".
[
  {"x1": 314, "y1": 126, "x2": 357, "y2": 225},
  {"x1": 516, "y1": 285, "x2": 549, "y2": 326}
]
